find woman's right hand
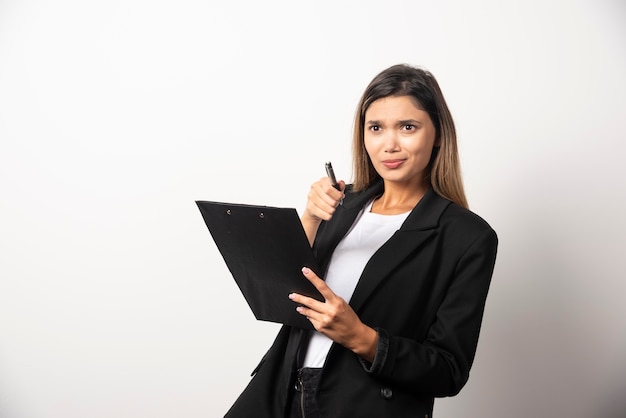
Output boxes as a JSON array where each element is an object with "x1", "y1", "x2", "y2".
[{"x1": 301, "y1": 177, "x2": 345, "y2": 245}]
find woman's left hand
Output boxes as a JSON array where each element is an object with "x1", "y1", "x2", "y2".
[{"x1": 289, "y1": 267, "x2": 378, "y2": 362}]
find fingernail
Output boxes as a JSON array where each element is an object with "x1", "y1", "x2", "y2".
[
  {"x1": 288, "y1": 293, "x2": 295, "y2": 300},
  {"x1": 302, "y1": 267, "x2": 311, "y2": 274}
]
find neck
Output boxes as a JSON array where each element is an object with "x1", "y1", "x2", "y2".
[{"x1": 371, "y1": 180, "x2": 429, "y2": 215}]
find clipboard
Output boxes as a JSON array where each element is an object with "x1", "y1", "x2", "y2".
[{"x1": 196, "y1": 200, "x2": 324, "y2": 329}]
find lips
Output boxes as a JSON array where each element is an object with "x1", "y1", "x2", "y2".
[{"x1": 382, "y1": 159, "x2": 405, "y2": 169}]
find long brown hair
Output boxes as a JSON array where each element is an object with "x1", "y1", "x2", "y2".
[{"x1": 352, "y1": 64, "x2": 468, "y2": 209}]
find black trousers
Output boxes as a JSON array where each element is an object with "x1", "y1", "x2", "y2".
[{"x1": 288, "y1": 367, "x2": 323, "y2": 418}]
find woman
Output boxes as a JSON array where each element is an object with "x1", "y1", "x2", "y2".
[{"x1": 225, "y1": 64, "x2": 498, "y2": 417}]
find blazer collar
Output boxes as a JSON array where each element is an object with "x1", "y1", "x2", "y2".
[
  {"x1": 343, "y1": 180, "x2": 451, "y2": 231},
  {"x1": 400, "y1": 187, "x2": 451, "y2": 231}
]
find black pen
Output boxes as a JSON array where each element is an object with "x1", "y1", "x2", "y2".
[
  {"x1": 325, "y1": 161, "x2": 341, "y2": 191},
  {"x1": 325, "y1": 161, "x2": 344, "y2": 206}
]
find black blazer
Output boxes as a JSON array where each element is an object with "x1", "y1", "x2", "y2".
[{"x1": 225, "y1": 182, "x2": 498, "y2": 418}]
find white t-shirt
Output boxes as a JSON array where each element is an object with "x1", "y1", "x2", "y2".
[{"x1": 302, "y1": 200, "x2": 410, "y2": 368}]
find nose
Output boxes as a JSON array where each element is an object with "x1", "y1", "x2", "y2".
[{"x1": 382, "y1": 130, "x2": 400, "y2": 153}]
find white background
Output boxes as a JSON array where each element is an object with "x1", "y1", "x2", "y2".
[{"x1": 1, "y1": 0, "x2": 625, "y2": 417}]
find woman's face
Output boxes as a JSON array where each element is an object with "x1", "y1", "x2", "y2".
[{"x1": 364, "y1": 95, "x2": 437, "y2": 189}]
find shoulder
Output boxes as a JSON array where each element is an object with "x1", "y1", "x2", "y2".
[
  {"x1": 438, "y1": 201, "x2": 498, "y2": 251},
  {"x1": 442, "y1": 202, "x2": 495, "y2": 234}
]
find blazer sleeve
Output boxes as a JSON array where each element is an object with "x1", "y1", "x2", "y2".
[{"x1": 362, "y1": 226, "x2": 498, "y2": 397}]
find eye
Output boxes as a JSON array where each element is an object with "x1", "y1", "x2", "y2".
[
  {"x1": 368, "y1": 124, "x2": 380, "y2": 132},
  {"x1": 403, "y1": 124, "x2": 416, "y2": 131}
]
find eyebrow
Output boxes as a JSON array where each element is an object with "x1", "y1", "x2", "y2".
[
  {"x1": 398, "y1": 119, "x2": 423, "y2": 126},
  {"x1": 365, "y1": 119, "x2": 423, "y2": 126}
]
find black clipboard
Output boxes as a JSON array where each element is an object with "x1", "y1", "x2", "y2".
[{"x1": 196, "y1": 200, "x2": 323, "y2": 329}]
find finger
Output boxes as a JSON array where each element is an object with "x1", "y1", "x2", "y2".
[
  {"x1": 306, "y1": 191, "x2": 336, "y2": 221},
  {"x1": 301, "y1": 267, "x2": 336, "y2": 301},
  {"x1": 289, "y1": 296, "x2": 323, "y2": 329},
  {"x1": 306, "y1": 200, "x2": 335, "y2": 221},
  {"x1": 288, "y1": 292, "x2": 324, "y2": 309},
  {"x1": 295, "y1": 305, "x2": 316, "y2": 321},
  {"x1": 310, "y1": 178, "x2": 342, "y2": 207},
  {"x1": 336, "y1": 180, "x2": 346, "y2": 205},
  {"x1": 317, "y1": 178, "x2": 344, "y2": 206},
  {"x1": 306, "y1": 179, "x2": 344, "y2": 221}
]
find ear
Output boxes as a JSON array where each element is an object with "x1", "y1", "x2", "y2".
[{"x1": 434, "y1": 132, "x2": 442, "y2": 148}]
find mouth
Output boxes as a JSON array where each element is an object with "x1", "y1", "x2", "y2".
[{"x1": 381, "y1": 159, "x2": 405, "y2": 169}]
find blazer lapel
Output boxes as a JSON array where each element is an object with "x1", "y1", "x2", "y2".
[
  {"x1": 313, "y1": 182, "x2": 384, "y2": 277},
  {"x1": 348, "y1": 189, "x2": 451, "y2": 312}
]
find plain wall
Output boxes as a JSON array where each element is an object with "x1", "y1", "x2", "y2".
[{"x1": 1, "y1": 0, "x2": 625, "y2": 417}]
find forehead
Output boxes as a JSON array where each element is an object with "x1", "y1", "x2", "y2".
[{"x1": 365, "y1": 95, "x2": 426, "y2": 119}]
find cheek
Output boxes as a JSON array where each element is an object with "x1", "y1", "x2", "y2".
[
  {"x1": 401, "y1": 139, "x2": 429, "y2": 155},
  {"x1": 404, "y1": 132, "x2": 436, "y2": 155},
  {"x1": 363, "y1": 136, "x2": 375, "y2": 157}
]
